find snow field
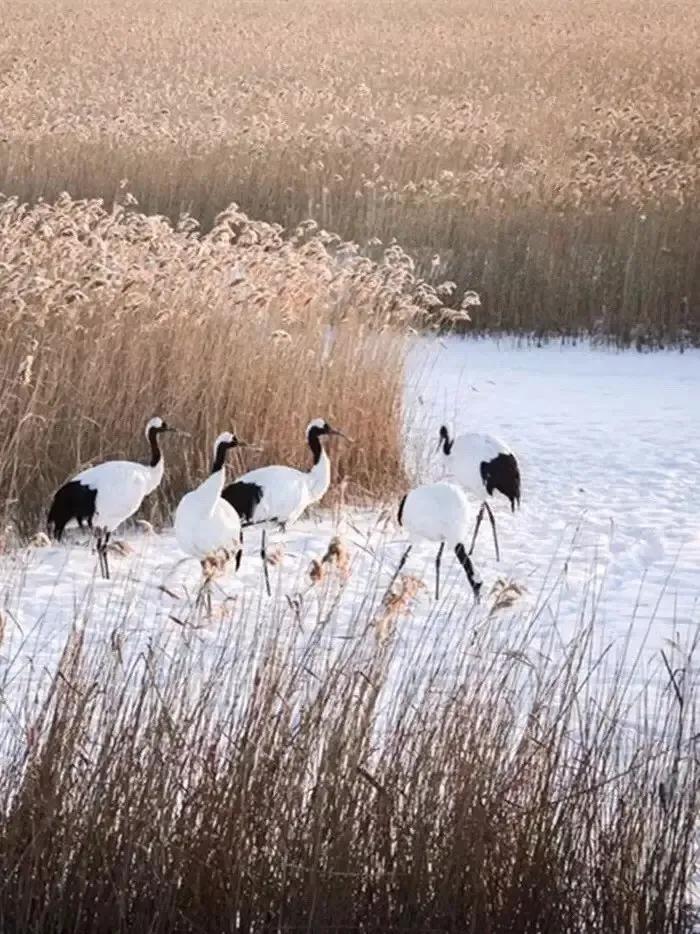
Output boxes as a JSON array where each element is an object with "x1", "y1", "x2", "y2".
[{"x1": 1, "y1": 336, "x2": 699, "y2": 715}]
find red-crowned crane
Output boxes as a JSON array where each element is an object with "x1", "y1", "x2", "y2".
[
  {"x1": 174, "y1": 431, "x2": 248, "y2": 563},
  {"x1": 221, "y1": 418, "x2": 350, "y2": 595},
  {"x1": 437, "y1": 425, "x2": 521, "y2": 561},
  {"x1": 174, "y1": 431, "x2": 249, "y2": 606},
  {"x1": 47, "y1": 416, "x2": 176, "y2": 579},
  {"x1": 396, "y1": 481, "x2": 482, "y2": 601}
]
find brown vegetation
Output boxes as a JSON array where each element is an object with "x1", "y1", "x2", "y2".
[
  {"x1": 0, "y1": 194, "x2": 450, "y2": 533},
  {"x1": 1, "y1": 0, "x2": 698, "y2": 342},
  {"x1": 0, "y1": 596, "x2": 696, "y2": 932}
]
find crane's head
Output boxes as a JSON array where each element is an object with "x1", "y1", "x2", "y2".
[
  {"x1": 210, "y1": 431, "x2": 251, "y2": 473},
  {"x1": 306, "y1": 418, "x2": 352, "y2": 442},
  {"x1": 145, "y1": 415, "x2": 176, "y2": 438},
  {"x1": 213, "y1": 431, "x2": 248, "y2": 453}
]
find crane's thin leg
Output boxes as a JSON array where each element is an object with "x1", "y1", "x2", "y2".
[
  {"x1": 96, "y1": 531, "x2": 110, "y2": 579},
  {"x1": 434, "y1": 542, "x2": 445, "y2": 600},
  {"x1": 469, "y1": 504, "x2": 485, "y2": 557},
  {"x1": 195, "y1": 566, "x2": 213, "y2": 616},
  {"x1": 101, "y1": 546, "x2": 110, "y2": 580},
  {"x1": 455, "y1": 543, "x2": 482, "y2": 602},
  {"x1": 261, "y1": 528, "x2": 271, "y2": 597},
  {"x1": 95, "y1": 533, "x2": 104, "y2": 578},
  {"x1": 103, "y1": 531, "x2": 111, "y2": 580},
  {"x1": 484, "y1": 502, "x2": 500, "y2": 562},
  {"x1": 235, "y1": 532, "x2": 243, "y2": 573}
]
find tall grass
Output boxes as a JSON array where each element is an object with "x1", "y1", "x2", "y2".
[
  {"x1": 0, "y1": 0, "x2": 698, "y2": 342},
  {"x1": 0, "y1": 194, "x2": 462, "y2": 535},
  {"x1": 0, "y1": 578, "x2": 697, "y2": 933}
]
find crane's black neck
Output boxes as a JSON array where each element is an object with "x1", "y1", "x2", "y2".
[
  {"x1": 211, "y1": 442, "x2": 230, "y2": 474},
  {"x1": 307, "y1": 428, "x2": 325, "y2": 466},
  {"x1": 439, "y1": 427, "x2": 453, "y2": 455},
  {"x1": 147, "y1": 427, "x2": 162, "y2": 467}
]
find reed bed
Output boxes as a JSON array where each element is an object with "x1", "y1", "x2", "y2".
[
  {"x1": 0, "y1": 576, "x2": 697, "y2": 933},
  {"x1": 0, "y1": 0, "x2": 698, "y2": 343},
  {"x1": 0, "y1": 193, "x2": 464, "y2": 535}
]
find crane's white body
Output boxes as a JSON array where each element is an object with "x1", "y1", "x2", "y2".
[
  {"x1": 400, "y1": 482, "x2": 473, "y2": 546},
  {"x1": 47, "y1": 415, "x2": 174, "y2": 580},
  {"x1": 441, "y1": 432, "x2": 513, "y2": 499},
  {"x1": 220, "y1": 419, "x2": 348, "y2": 597},
  {"x1": 74, "y1": 458, "x2": 162, "y2": 533},
  {"x1": 175, "y1": 435, "x2": 242, "y2": 559},
  {"x1": 225, "y1": 418, "x2": 341, "y2": 529},
  {"x1": 396, "y1": 481, "x2": 482, "y2": 601},
  {"x1": 235, "y1": 455, "x2": 330, "y2": 527}
]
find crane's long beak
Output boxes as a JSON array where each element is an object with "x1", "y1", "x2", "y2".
[
  {"x1": 170, "y1": 428, "x2": 191, "y2": 437},
  {"x1": 236, "y1": 439, "x2": 265, "y2": 453},
  {"x1": 329, "y1": 428, "x2": 353, "y2": 443}
]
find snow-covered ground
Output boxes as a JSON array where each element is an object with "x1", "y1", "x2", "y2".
[
  {"x1": 1, "y1": 336, "x2": 699, "y2": 710},
  {"x1": 408, "y1": 337, "x2": 700, "y2": 640}
]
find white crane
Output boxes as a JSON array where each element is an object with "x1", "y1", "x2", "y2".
[
  {"x1": 47, "y1": 416, "x2": 176, "y2": 579},
  {"x1": 221, "y1": 418, "x2": 350, "y2": 595},
  {"x1": 437, "y1": 425, "x2": 521, "y2": 561},
  {"x1": 395, "y1": 481, "x2": 482, "y2": 601},
  {"x1": 174, "y1": 432, "x2": 248, "y2": 590}
]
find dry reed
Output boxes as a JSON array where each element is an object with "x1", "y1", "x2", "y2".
[
  {"x1": 0, "y1": 586, "x2": 696, "y2": 933},
  {"x1": 0, "y1": 0, "x2": 698, "y2": 343},
  {"x1": 0, "y1": 194, "x2": 454, "y2": 534}
]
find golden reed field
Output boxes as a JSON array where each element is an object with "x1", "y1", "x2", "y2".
[
  {"x1": 1, "y1": 0, "x2": 698, "y2": 529},
  {"x1": 0, "y1": 196, "x2": 427, "y2": 532},
  {"x1": 0, "y1": 0, "x2": 698, "y2": 344}
]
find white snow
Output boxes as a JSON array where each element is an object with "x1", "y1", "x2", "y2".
[
  {"x1": 407, "y1": 336, "x2": 700, "y2": 642},
  {"x1": 2, "y1": 336, "x2": 700, "y2": 714}
]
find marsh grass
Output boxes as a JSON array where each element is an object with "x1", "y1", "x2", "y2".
[
  {"x1": 0, "y1": 574, "x2": 697, "y2": 933},
  {"x1": 0, "y1": 0, "x2": 698, "y2": 343},
  {"x1": 0, "y1": 194, "x2": 462, "y2": 534}
]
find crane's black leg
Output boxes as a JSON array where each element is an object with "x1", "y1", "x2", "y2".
[
  {"x1": 95, "y1": 533, "x2": 104, "y2": 577},
  {"x1": 235, "y1": 532, "x2": 243, "y2": 573},
  {"x1": 469, "y1": 504, "x2": 485, "y2": 557},
  {"x1": 455, "y1": 543, "x2": 482, "y2": 602},
  {"x1": 95, "y1": 531, "x2": 110, "y2": 579},
  {"x1": 261, "y1": 528, "x2": 271, "y2": 597},
  {"x1": 434, "y1": 542, "x2": 445, "y2": 600},
  {"x1": 102, "y1": 532, "x2": 111, "y2": 580},
  {"x1": 195, "y1": 565, "x2": 213, "y2": 616},
  {"x1": 484, "y1": 502, "x2": 500, "y2": 562},
  {"x1": 99, "y1": 543, "x2": 109, "y2": 579}
]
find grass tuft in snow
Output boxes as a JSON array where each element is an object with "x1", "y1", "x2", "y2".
[{"x1": 0, "y1": 576, "x2": 697, "y2": 933}]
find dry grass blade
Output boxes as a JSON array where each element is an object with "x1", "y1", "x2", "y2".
[
  {"x1": 0, "y1": 605, "x2": 695, "y2": 933},
  {"x1": 489, "y1": 576, "x2": 527, "y2": 613},
  {"x1": 308, "y1": 535, "x2": 352, "y2": 587}
]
